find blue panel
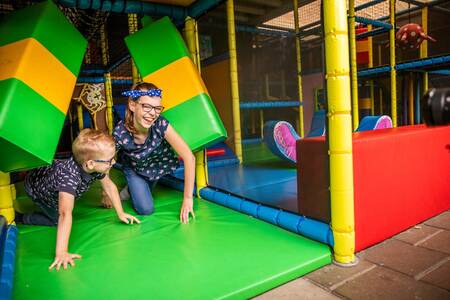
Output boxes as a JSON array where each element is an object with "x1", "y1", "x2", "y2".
[
  {"x1": 203, "y1": 163, "x2": 299, "y2": 212},
  {"x1": 307, "y1": 110, "x2": 327, "y2": 137}
]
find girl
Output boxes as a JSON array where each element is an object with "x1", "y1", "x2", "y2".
[{"x1": 110, "y1": 82, "x2": 195, "y2": 223}]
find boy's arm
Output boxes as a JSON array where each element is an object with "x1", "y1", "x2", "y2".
[
  {"x1": 49, "y1": 192, "x2": 81, "y2": 271},
  {"x1": 100, "y1": 174, "x2": 140, "y2": 224},
  {"x1": 164, "y1": 124, "x2": 196, "y2": 224}
]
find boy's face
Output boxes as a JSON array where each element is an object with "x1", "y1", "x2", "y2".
[{"x1": 85, "y1": 147, "x2": 116, "y2": 174}]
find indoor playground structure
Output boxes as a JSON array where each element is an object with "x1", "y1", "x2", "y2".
[{"x1": 0, "y1": 0, "x2": 449, "y2": 299}]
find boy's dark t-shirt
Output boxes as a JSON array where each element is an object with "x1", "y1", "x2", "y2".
[{"x1": 24, "y1": 156, "x2": 105, "y2": 211}]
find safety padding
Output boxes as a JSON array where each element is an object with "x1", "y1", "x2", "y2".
[
  {"x1": 0, "y1": 217, "x2": 18, "y2": 300},
  {"x1": 297, "y1": 125, "x2": 450, "y2": 251},
  {"x1": 356, "y1": 115, "x2": 393, "y2": 132},
  {"x1": 125, "y1": 17, "x2": 226, "y2": 151},
  {"x1": 0, "y1": 1, "x2": 87, "y2": 172},
  {"x1": 263, "y1": 121, "x2": 299, "y2": 163}
]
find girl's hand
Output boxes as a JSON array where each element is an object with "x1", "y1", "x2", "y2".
[
  {"x1": 180, "y1": 197, "x2": 195, "y2": 224},
  {"x1": 49, "y1": 252, "x2": 81, "y2": 271},
  {"x1": 118, "y1": 212, "x2": 140, "y2": 224}
]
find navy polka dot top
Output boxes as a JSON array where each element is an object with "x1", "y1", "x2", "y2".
[{"x1": 113, "y1": 116, "x2": 179, "y2": 181}]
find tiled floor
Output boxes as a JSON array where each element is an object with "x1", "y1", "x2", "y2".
[{"x1": 254, "y1": 210, "x2": 450, "y2": 299}]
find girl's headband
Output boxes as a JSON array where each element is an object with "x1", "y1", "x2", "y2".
[{"x1": 121, "y1": 88, "x2": 162, "y2": 100}]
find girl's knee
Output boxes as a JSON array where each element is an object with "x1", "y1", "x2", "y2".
[{"x1": 136, "y1": 205, "x2": 154, "y2": 216}]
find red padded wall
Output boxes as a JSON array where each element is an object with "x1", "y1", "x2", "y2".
[{"x1": 297, "y1": 125, "x2": 450, "y2": 251}]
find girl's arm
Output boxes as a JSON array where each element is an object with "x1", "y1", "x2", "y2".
[
  {"x1": 49, "y1": 192, "x2": 80, "y2": 271},
  {"x1": 100, "y1": 174, "x2": 140, "y2": 224},
  {"x1": 164, "y1": 124, "x2": 196, "y2": 223}
]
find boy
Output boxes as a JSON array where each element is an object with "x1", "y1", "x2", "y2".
[{"x1": 17, "y1": 129, "x2": 139, "y2": 270}]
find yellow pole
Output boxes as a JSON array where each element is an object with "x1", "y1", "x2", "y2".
[
  {"x1": 260, "y1": 110, "x2": 264, "y2": 139},
  {"x1": 349, "y1": 0, "x2": 359, "y2": 130},
  {"x1": 194, "y1": 19, "x2": 202, "y2": 71},
  {"x1": 77, "y1": 104, "x2": 84, "y2": 131},
  {"x1": 408, "y1": 73, "x2": 414, "y2": 125},
  {"x1": 227, "y1": 0, "x2": 243, "y2": 162},
  {"x1": 100, "y1": 25, "x2": 114, "y2": 134},
  {"x1": 128, "y1": 14, "x2": 141, "y2": 84},
  {"x1": 389, "y1": 0, "x2": 398, "y2": 127},
  {"x1": 324, "y1": 0, "x2": 356, "y2": 264},
  {"x1": 0, "y1": 171, "x2": 14, "y2": 224},
  {"x1": 368, "y1": 24, "x2": 374, "y2": 116},
  {"x1": 77, "y1": 44, "x2": 94, "y2": 132},
  {"x1": 185, "y1": 17, "x2": 208, "y2": 193},
  {"x1": 420, "y1": 7, "x2": 428, "y2": 95},
  {"x1": 184, "y1": 17, "x2": 198, "y2": 66},
  {"x1": 293, "y1": 0, "x2": 305, "y2": 137}
]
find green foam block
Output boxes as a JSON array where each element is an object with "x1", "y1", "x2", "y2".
[
  {"x1": 0, "y1": 0, "x2": 87, "y2": 76},
  {"x1": 125, "y1": 16, "x2": 190, "y2": 77},
  {"x1": 0, "y1": 79, "x2": 65, "y2": 172},
  {"x1": 162, "y1": 93, "x2": 227, "y2": 151}
]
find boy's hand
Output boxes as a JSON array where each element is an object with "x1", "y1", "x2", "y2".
[
  {"x1": 49, "y1": 252, "x2": 81, "y2": 271},
  {"x1": 101, "y1": 190, "x2": 113, "y2": 209},
  {"x1": 118, "y1": 212, "x2": 140, "y2": 224},
  {"x1": 180, "y1": 197, "x2": 195, "y2": 224}
]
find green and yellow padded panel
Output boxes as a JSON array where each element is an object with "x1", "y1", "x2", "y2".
[
  {"x1": 0, "y1": 0, "x2": 87, "y2": 172},
  {"x1": 13, "y1": 170, "x2": 331, "y2": 299},
  {"x1": 125, "y1": 17, "x2": 226, "y2": 152}
]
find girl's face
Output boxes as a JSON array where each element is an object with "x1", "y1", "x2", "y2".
[{"x1": 129, "y1": 93, "x2": 163, "y2": 131}]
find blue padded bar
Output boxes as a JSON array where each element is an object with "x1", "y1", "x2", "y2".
[
  {"x1": 240, "y1": 101, "x2": 302, "y2": 109},
  {"x1": 0, "y1": 224, "x2": 18, "y2": 300},
  {"x1": 355, "y1": 16, "x2": 392, "y2": 29},
  {"x1": 199, "y1": 187, "x2": 334, "y2": 246}
]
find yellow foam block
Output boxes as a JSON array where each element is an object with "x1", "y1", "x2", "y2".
[
  {"x1": 142, "y1": 56, "x2": 209, "y2": 110},
  {"x1": 0, "y1": 38, "x2": 76, "y2": 114}
]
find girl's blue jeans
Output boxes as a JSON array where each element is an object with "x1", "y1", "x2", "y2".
[{"x1": 123, "y1": 167, "x2": 158, "y2": 215}]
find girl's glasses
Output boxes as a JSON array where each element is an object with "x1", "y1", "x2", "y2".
[{"x1": 138, "y1": 103, "x2": 165, "y2": 114}]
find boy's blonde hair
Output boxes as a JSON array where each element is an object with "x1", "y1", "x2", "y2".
[{"x1": 72, "y1": 129, "x2": 115, "y2": 164}]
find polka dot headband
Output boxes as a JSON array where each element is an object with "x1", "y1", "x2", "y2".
[{"x1": 121, "y1": 88, "x2": 162, "y2": 100}]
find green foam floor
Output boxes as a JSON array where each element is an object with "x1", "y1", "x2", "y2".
[{"x1": 13, "y1": 171, "x2": 331, "y2": 299}]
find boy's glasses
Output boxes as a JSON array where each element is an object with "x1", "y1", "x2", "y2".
[
  {"x1": 138, "y1": 102, "x2": 165, "y2": 114},
  {"x1": 94, "y1": 157, "x2": 115, "y2": 166}
]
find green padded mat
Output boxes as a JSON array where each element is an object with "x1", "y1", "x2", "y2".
[{"x1": 13, "y1": 171, "x2": 331, "y2": 299}]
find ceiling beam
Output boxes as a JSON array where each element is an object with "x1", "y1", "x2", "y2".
[
  {"x1": 241, "y1": 0, "x2": 283, "y2": 8},
  {"x1": 235, "y1": 4, "x2": 266, "y2": 15}
]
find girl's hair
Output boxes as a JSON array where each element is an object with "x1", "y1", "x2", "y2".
[
  {"x1": 124, "y1": 82, "x2": 160, "y2": 134},
  {"x1": 72, "y1": 129, "x2": 115, "y2": 164}
]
